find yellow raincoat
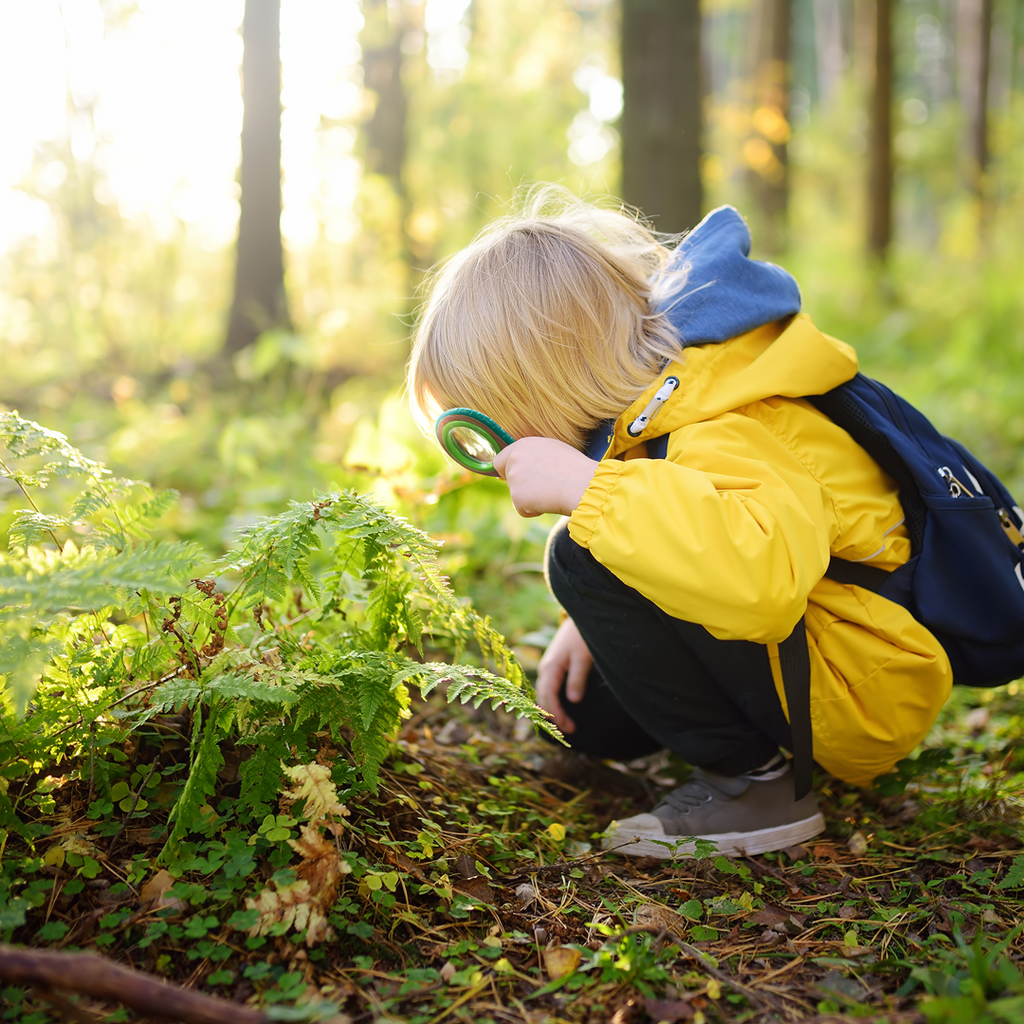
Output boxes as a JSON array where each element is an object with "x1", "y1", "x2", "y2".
[{"x1": 567, "y1": 313, "x2": 952, "y2": 787}]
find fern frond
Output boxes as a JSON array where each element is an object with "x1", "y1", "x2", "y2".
[
  {"x1": 7, "y1": 511, "x2": 70, "y2": 550},
  {"x1": 0, "y1": 412, "x2": 107, "y2": 488},
  {"x1": 163, "y1": 699, "x2": 226, "y2": 856},
  {"x1": 395, "y1": 659, "x2": 558, "y2": 738},
  {"x1": 120, "y1": 490, "x2": 179, "y2": 539},
  {"x1": 0, "y1": 541, "x2": 201, "y2": 615},
  {"x1": 206, "y1": 671, "x2": 302, "y2": 706},
  {"x1": 239, "y1": 745, "x2": 284, "y2": 819}
]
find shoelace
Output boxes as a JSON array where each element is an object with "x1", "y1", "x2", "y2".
[{"x1": 654, "y1": 778, "x2": 718, "y2": 815}]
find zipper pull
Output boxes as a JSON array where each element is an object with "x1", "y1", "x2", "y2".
[
  {"x1": 998, "y1": 508, "x2": 1024, "y2": 551},
  {"x1": 938, "y1": 466, "x2": 973, "y2": 497}
]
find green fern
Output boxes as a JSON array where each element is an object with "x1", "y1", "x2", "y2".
[
  {"x1": 164, "y1": 699, "x2": 227, "y2": 854},
  {"x1": 1, "y1": 413, "x2": 554, "y2": 861}
]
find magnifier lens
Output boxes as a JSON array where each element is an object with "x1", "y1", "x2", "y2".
[
  {"x1": 435, "y1": 408, "x2": 514, "y2": 476},
  {"x1": 450, "y1": 426, "x2": 496, "y2": 464}
]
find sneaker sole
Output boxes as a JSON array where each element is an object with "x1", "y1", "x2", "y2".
[{"x1": 603, "y1": 812, "x2": 826, "y2": 859}]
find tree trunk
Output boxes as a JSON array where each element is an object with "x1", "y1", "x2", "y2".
[
  {"x1": 362, "y1": 0, "x2": 408, "y2": 185},
  {"x1": 866, "y1": 0, "x2": 893, "y2": 261},
  {"x1": 620, "y1": 0, "x2": 703, "y2": 234},
  {"x1": 361, "y1": 0, "x2": 418, "y2": 302},
  {"x1": 226, "y1": 0, "x2": 290, "y2": 356},
  {"x1": 957, "y1": 0, "x2": 993, "y2": 196},
  {"x1": 747, "y1": 0, "x2": 791, "y2": 253}
]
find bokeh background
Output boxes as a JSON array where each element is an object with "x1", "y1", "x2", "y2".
[{"x1": 2, "y1": 0, "x2": 1024, "y2": 647}]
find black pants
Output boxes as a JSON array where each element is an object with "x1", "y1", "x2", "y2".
[{"x1": 544, "y1": 521, "x2": 793, "y2": 777}]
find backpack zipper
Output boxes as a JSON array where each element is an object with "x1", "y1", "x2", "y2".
[
  {"x1": 998, "y1": 508, "x2": 1024, "y2": 550},
  {"x1": 938, "y1": 466, "x2": 1024, "y2": 550},
  {"x1": 938, "y1": 466, "x2": 974, "y2": 497}
]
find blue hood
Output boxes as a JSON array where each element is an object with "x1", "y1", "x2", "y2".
[
  {"x1": 582, "y1": 207, "x2": 801, "y2": 460},
  {"x1": 652, "y1": 205, "x2": 801, "y2": 346}
]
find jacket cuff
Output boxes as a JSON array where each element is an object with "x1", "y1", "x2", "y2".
[{"x1": 567, "y1": 460, "x2": 626, "y2": 548}]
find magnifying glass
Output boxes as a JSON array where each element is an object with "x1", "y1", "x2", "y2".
[{"x1": 435, "y1": 408, "x2": 516, "y2": 477}]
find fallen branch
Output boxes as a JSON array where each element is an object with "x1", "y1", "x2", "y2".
[{"x1": 0, "y1": 946, "x2": 269, "y2": 1024}]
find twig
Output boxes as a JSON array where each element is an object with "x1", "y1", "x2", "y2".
[
  {"x1": 88, "y1": 722, "x2": 96, "y2": 803},
  {"x1": 505, "y1": 837, "x2": 642, "y2": 881},
  {"x1": 0, "y1": 946, "x2": 269, "y2": 1024},
  {"x1": 742, "y1": 854, "x2": 803, "y2": 898}
]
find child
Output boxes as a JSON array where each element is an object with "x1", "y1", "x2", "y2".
[{"x1": 407, "y1": 187, "x2": 951, "y2": 858}]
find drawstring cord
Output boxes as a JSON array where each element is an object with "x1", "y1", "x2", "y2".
[{"x1": 627, "y1": 376, "x2": 680, "y2": 437}]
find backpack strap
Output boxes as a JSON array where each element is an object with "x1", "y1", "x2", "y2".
[
  {"x1": 778, "y1": 619, "x2": 814, "y2": 800},
  {"x1": 781, "y1": 558, "x2": 891, "y2": 800},
  {"x1": 646, "y1": 433, "x2": 670, "y2": 460},
  {"x1": 824, "y1": 557, "x2": 890, "y2": 592},
  {"x1": 643, "y1": 434, "x2": 891, "y2": 799}
]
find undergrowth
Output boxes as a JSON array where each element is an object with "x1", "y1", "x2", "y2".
[{"x1": 2, "y1": 411, "x2": 1024, "y2": 1024}]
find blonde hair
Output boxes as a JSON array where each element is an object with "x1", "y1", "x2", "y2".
[{"x1": 407, "y1": 186, "x2": 686, "y2": 450}]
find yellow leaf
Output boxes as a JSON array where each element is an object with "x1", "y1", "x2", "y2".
[
  {"x1": 42, "y1": 846, "x2": 65, "y2": 868},
  {"x1": 543, "y1": 945, "x2": 581, "y2": 979},
  {"x1": 281, "y1": 762, "x2": 349, "y2": 824},
  {"x1": 493, "y1": 957, "x2": 514, "y2": 974}
]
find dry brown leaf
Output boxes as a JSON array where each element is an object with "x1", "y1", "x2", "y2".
[
  {"x1": 140, "y1": 869, "x2": 176, "y2": 907},
  {"x1": 750, "y1": 904, "x2": 789, "y2": 928},
  {"x1": 847, "y1": 831, "x2": 869, "y2": 855},
  {"x1": 634, "y1": 903, "x2": 686, "y2": 936},
  {"x1": 290, "y1": 822, "x2": 351, "y2": 906},
  {"x1": 454, "y1": 853, "x2": 477, "y2": 878},
  {"x1": 61, "y1": 833, "x2": 98, "y2": 857},
  {"x1": 247, "y1": 879, "x2": 334, "y2": 945},
  {"x1": 453, "y1": 875, "x2": 496, "y2": 905},
  {"x1": 644, "y1": 997, "x2": 694, "y2": 1022},
  {"x1": 281, "y1": 762, "x2": 350, "y2": 824},
  {"x1": 543, "y1": 945, "x2": 581, "y2": 980}
]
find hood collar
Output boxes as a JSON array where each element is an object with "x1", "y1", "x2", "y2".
[{"x1": 652, "y1": 205, "x2": 802, "y2": 347}]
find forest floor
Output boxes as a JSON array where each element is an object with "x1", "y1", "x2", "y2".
[{"x1": 2, "y1": 684, "x2": 1024, "y2": 1024}]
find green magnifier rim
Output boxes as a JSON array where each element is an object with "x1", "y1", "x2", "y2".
[{"x1": 435, "y1": 408, "x2": 515, "y2": 477}]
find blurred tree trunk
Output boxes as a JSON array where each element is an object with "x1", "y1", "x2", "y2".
[
  {"x1": 621, "y1": 0, "x2": 702, "y2": 233},
  {"x1": 226, "y1": 0, "x2": 290, "y2": 356},
  {"x1": 866, "y1": 0, "x2": 893, "y2": 261},
  {"x1": 957, "y1": 0, "x2": 993, "y2": 197},
  {"x1": 747, "y1": 0, "x2": 791, "y2": 253},
  {"x1": 361, "y1": 0, "x2": 418, "y2": 300},
  {"x1": 362, "y1": 1, "x2": 408, "y2": 185}
]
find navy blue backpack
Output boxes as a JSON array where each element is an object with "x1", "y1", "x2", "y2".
[{"x1": 650, "y1": 372, "x2": 1024, "y2": 797}]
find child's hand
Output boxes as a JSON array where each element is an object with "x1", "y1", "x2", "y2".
[
  {"x1": 536, "y1": 617, "x2": 593, "y2": 734},
  {"x1": 491, "y1": 437, "x2": 598, "y2": 517}
]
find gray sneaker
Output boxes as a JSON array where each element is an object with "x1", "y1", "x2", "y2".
[{"x1": 602, "y1": 766, "x2": 825, "y2": 859}]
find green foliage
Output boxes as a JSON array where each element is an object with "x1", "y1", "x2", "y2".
[
  {"x1": 912, "y1": 928, "x2": 1024, "y2": 1024},
  {"x1": 0, "y1": 412, "x2": 551, "y2": 860},
  {"x1": 875, "y1": 747, "x2": 956, "y2": 797}
]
